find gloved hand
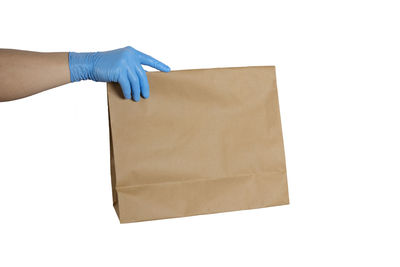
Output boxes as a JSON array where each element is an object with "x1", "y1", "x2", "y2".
[{"x1": 68, "y1": 46, "x2": 170, "y2": 101}]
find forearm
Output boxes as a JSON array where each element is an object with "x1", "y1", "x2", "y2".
[
  {"x1": 0, "y1": 46, "x2": 170, "y2": 102},
  {"x1": 0, "y1": 49, "x2": 70, "y2": 101}
]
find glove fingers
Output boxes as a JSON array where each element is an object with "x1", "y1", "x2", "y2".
[
  {"x1": 118, "y1": 76, "x2": 131, "y2": 99},
  {"x1": 137, "y1": 51, "x2": 170, "y2": 72},
  {"x1": 127, "y1": 69, "x2": 141, "y2": 102},
  {"x1": 136, "y1": 65, "x2": 150, "y2": 99}
]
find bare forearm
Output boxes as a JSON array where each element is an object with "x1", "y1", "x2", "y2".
[
  {"x1": 0, "y1": 46, "x2": 170, "y2": 102},
  {"x1": 0, "y1": 49, "x2": 70, "y2": 101}
]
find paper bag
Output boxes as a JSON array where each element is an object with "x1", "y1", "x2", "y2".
[{"x1": 107, "y1": 66, "x2": 289, "y2": 223}]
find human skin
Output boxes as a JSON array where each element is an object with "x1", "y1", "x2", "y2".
[{"x1": 0, "y1": 49, "x2": 70, "y2": 101}]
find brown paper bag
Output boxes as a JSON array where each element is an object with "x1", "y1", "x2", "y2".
[{"x1": 107, "y1": 66, "x2": 289, "y2": 223}]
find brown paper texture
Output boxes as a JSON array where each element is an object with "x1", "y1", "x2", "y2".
[{"x1": 107, "y1": 66, "x2": 289, "y2": 223}]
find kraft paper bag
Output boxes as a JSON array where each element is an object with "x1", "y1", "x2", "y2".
[{"x1": 107, "y1": 66, "x2": 289, "y2": 223}]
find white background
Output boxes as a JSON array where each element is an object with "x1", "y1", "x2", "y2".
[{"x1": 1, "y1": 0, "x2": 399, "y2": 266}]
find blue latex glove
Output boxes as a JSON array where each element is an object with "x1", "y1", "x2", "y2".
[{"x1": 68, "y1": 46, "x2": 170, "y2": 101}]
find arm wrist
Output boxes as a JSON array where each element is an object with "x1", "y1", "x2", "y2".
[{"x1": 68, "y1": 52, "x2": 96, "y2": 82}]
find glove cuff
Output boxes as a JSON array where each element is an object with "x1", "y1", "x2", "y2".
[{"x1": 68, "y1": 52, "x2": 96, "y2": 82}]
